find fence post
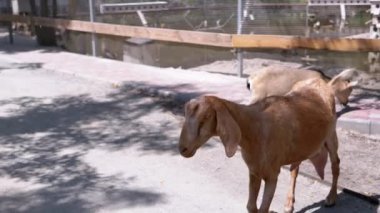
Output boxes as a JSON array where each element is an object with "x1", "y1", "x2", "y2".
[
  {"x1": 369, "y1": 0, "x2": 380, "y2": 72},
  {"x1": 237, "y1": 0, "x2": 243, "y2": 77},
  {"x1": 89, "y1": 0, "x2": 97, "y2": 56},
  {"x1": 6, "y1": 0, "x2": 13, "y2": 44}
]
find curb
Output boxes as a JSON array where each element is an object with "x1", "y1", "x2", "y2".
[{"x1": 337, "y1": 117, "x2": 380, "y2": 137}]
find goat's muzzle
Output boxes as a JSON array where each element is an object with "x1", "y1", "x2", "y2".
[{"x1": 179, "y1": 144, "x2": 196, "y2": 158}]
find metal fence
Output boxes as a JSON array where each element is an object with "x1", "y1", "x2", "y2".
[{"x1": 1, "y1": 0, "x2": 379, "y2": 76}]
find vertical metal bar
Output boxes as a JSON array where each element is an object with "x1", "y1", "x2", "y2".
[
  {"x1": 305, "y1": 4, "x2": 309, "y2": 36},
  {"x1": 40, "y1": 0, "x2": 48, "y2": 16},
  {"x1": 29, "y1": 0, "x2": 36, "y2": 36},
  {"x1": 89, "y1": 0, "x2": 97, "y2": 56},
  {"x1": 52, "y1": 0, "x2": 57, "y2": 17},
  {"x1": 237, "y1": 0, "x2": 243, "y2": 36},
  {"x1": 7, "y1": 0, "x2": 13, "y2": 44},
  {"x1": 8, "y1": 21, "x2": 14, "y2": 44},
  {"x1": 237, "y1": 0, "x2": 243, "y2": 77}
]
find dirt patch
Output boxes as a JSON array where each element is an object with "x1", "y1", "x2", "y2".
[{"x1": 191, "y1": 58, "x2": 302, "y2": 77}]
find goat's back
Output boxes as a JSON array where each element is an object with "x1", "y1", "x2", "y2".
[{"x1": 248, "y1": 65, "x2": 323, "y2": 98}]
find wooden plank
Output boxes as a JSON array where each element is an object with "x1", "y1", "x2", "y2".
[
  {"x1": 90, "y1": 22, "x2": 232, "y2": 47},
  {"x1": 0, "y1": 14, "x2": 232, "y2": 48},
  {"x1": 232, "y1": 34, "x2": 380, "y2": 52}
]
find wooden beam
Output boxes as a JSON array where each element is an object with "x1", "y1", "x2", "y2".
[
  {"x1": 232, "y1": 34, "x2": 380, "y2": 52},
  {"x1": 0, "y1": 15, "x2": 232, "y2": 48}
]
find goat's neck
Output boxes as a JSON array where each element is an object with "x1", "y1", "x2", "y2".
[{"x1": 219, "y1": 99, "x2": 262, "y2": 151}]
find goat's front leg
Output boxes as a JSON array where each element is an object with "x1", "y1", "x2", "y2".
[
  {"x1": 247, "y1": 173, "x2": 261, "y2": 213},
  {"x1": 284, "y1": 163, "x2": 300, "y2": 213},
  {"x1": 259, "y1": 174, "x2": 279, "y2": 213}
]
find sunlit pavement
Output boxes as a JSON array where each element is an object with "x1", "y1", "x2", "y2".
[{"x1": 0, "y1": 59, "x2": 378, "y2": 212}]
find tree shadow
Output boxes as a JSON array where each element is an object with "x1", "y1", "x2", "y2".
[
  {"x1": 334, "y1": 86, "x2": 380, "y2": 117},
  {"x1": 350, "y1": 87, "x2": 380, "y2": 103},
  {"x1": 336, "y1": 105, "x2": 361, "y2": 118},
  {"x1": 0, "y1": 62, "x2": 43, "y2": 71},
  {"x1": 120, "y1": 82, "x2": 203, "y2": 117},
  {"x1": 0, "y1": 28, "x2": 61, "y2": 54},
  {"x1": 0, "y1": 82, "x2": 207, "y2": 212}
]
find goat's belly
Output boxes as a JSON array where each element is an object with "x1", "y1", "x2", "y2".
[{"x1": 283, "y1": 137, "x2": 326, "y2": 165}]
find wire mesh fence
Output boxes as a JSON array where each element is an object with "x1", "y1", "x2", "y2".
[
  {"x1": 56, "y1": 0, "x2": 240, "y2": 69},
  {"x1": 4, "y1": 1, "x2": 377, "y2": 74}
]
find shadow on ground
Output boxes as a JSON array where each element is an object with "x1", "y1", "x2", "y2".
[
  {"x1": 350, "y1": 87, "x2": 380, "y2": 109},
  {"x1": 0, "y1": 82, "x2": 204, "y2": 212},
  {"x1": 296, "y1": 192, "x2": 379, "y2": 213},
  {"x1": 0, "y1": 62, "x2": 43, "y2": 71},
  {"x1": 337, "y1": 86, "x2": 380, "y2": 117},
  {"x1": 0, "y1": 29, "x2": 61, "y2": 55}
]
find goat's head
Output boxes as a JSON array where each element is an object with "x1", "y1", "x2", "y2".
[
  {"x1": 179, "y1": 96, "x2": 241, "y2": 158},
  {"x1": 329, "y1": 69, "x2": 358, "y2": 106}
]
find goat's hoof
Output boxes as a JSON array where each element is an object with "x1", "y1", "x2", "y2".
[
  {"x1": 247, "y1": 207, "x2": 257, "y2": 213},
  {"x1": 324, "y1": 201, "x2": 336, "y2": 207},
  {"x1": 284, "y1": 206, "x2": 294, "y2": 213},
  {"x1": 324, "y1": 197, "x2": 336, "y2": 207}
]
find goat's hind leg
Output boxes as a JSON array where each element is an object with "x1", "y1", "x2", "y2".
[
  {"x1": 284, "y1": 162, "x2": 300, "y2": 213},
  {"x1": 325, "y1": 130, "x2": 340, "y2": 207}
]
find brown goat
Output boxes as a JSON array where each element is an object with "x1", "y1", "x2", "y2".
[
  {"x1": 247, "y1": 65, "x2": 357, "y2": 105},
  {"x1": 179, "y1": 78, "x2": 340, "y2": 213}
]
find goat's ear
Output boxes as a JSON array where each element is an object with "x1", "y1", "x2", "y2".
[
  {"x1": 330, "y1": 68, "x2": 355, "y2": 84},
  {"x1": 214, "y1": 103, "x2": 241, "y2": 158},
  {"x1": 348, "y1": 81, "x2": 359, "y2": 88}
]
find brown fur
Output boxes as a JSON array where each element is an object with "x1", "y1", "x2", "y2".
[{"x1": 179, "y1": 78, "x2": 340, "y2": 213}]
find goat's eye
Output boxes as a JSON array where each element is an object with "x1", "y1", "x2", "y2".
[
  {"x1": 197, "y1": 121, "x2": 204, "y2": 135},
  {"x1": 246, "y1": 80, "x2": 251, "y2": 90},
  {"x1": 199, "y1": 119, "x2": 206, "y2": 127}
]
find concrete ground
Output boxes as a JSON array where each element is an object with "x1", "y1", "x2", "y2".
[
  {"x1": 0, "y1": 31, "x2": 379, "y2": 212},
  {"x1": 0, "y1": 58, "x2": 378, "y2": 213}
]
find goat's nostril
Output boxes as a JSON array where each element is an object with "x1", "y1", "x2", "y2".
[{"x1": 180, "y1": 147, "x2": 188, "y2": 154}]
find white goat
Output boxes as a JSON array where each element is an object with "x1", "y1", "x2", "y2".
[
  {"x1": 246, "y1": 65, "x2": 357, "y2": 105},
  {"x1": 179, "y1": 78, "x2": 339, "y2": 213}
]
